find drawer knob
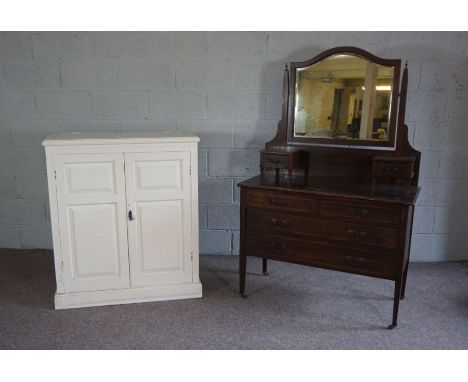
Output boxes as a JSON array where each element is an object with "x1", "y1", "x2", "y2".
[
  {"x1": 269, "y1": 218, "x2": 288, "y2": 228},
  {"x1": 346, "y1": 256, "x2": 364, "y2": 266},
  {"x1": 347, "y1": 229, "x2": 368, "y2": 239},
  {"x1": 270, "y1": 198, "x2": 287, "y2": 207},
  {"x1": 270, "y1": 242, "x2": 287, "y2": 252},
  {"x1": 349, "y1": 208, "x2": 369, "y2": 217},
  {"x1": 384, "y1": 166, "x2": 399, "y2": 173}
]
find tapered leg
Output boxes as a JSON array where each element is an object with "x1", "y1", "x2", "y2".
[
  {"x1": 388, "y1": 277, "x2": 403, "y2": 329},
  {"x1": 262, "y1": 258, "x2": 268, "y2": 276},
  {"x1": 240, "y1": 253, "x2": 246, "y2": 298},
  {"x1": 401, "y1": 258, "x2": 410, "y2": 300}
]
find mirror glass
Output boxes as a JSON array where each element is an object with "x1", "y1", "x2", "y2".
[{"x1": 293, "y1": 54, "x2": 394, "y2": 142}]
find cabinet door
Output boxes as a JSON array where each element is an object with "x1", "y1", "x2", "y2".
[
  {"x1": 125, "y1": 151, "x2": 193, "y2": 287},
  {"x1": 55, "y1": 153, "x2": 130, "y2": 293}
]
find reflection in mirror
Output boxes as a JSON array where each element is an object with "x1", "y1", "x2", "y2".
[{"x1": 294, "y1": 54, "x2": 394, "y2": 141}]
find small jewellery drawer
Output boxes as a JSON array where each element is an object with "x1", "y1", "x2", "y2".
[
  {"x1": 319, "y1": 200, "x2": 401, "y2": 225},
  {"x1": 245, "y1": 232, "x2": 395, "y2": 279},
  {"x1": 246, "y1": 208, "x2": 399, "y2": 250},
  {"x1": 260, "y1": 152, "x2": 289, "y2": 168},
  {"x1": 372, "y1": 157, "x2": 415, "y2": 179},
  {"x1": 245, "y1": 190, "x2": 315, "y2": 214}
]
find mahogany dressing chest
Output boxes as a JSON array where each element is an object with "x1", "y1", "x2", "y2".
[{"x1": 238, "y1": 47, "x2": 421, "y2": 329}]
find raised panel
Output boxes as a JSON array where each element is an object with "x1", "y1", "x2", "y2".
[
  {"x1": 135, "y1": 160, "x2": 182, "y2": 191},
  {"x1": 68, "y1": 204, "x2": 121, "y2": 278},
  {"x1": 65, "y1": 162, "x2": 115, "y2": 194},
  {"x1": 55, "y1": 152, "x2": 130, "y2": 293},
  {"x1": 137, "y1": 200, "x2": 183, "y2": 273},
  {"x1": 125, "y1": 151, "x2": 193, "y2": 287}
]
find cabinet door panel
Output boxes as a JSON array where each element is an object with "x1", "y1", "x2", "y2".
[
  {"x1": 55, "y1": 153, "x2": 130, "y2": 293},
  {"x1": 125, "y1": 151, "x2": 193, "y2": 287}
]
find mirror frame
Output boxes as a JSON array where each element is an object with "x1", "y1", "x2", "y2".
[{"x1": 287, "y1": 46, "x2": 401, "y2": 149}]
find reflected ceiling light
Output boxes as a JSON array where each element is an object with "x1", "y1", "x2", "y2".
[
  {"x1": 361, "y1": 85, "x2": 392, "y2": 91},
  {"x1": 321, "y1": 73, "x2": 333, "y2": 83}
]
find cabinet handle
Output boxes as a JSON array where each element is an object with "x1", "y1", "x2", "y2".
[
  {"x1": 128, "y1": 210, "x2": 134, "y2": 221},
  {"x1": 347, "y1": 229, "x2": 368, "y2": 240},
  {"x1": 346, "y1": 256, "x2": 364, "y2": 266},
  {"x1": 270, "y1": 198, "x2": 287, "y2": 207}
]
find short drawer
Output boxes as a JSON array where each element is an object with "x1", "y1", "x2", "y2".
[
  {"x1": 245, "y1": 232, "x2": 395, "y2": 279},
  {"x1": 246, "y1": 208, "x2": 399, "y2": 250},
  {"x1": 373, "y1": 161, "x2": 414, "y2": 179},
  {"x1": 319, "y1": 200, "x2": 401, "y2": 225},
  {"x1": 245, "y1": 190, "x2": 315, "y2": 214},
  {"x1": 261, "y1": 152, "x2": 289, "y2": 168}
]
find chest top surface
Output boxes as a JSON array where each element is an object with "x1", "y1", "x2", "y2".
[
  {"x1": 239, "y1": 175, "x2": 419, "y2": 205},
  {"x1": 42, "y1": 131, "x2": 200, "y2": 146}
]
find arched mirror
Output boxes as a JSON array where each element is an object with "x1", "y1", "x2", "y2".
[{"x1": 287, "y1": 47, "x2": 401, "y2": 149}]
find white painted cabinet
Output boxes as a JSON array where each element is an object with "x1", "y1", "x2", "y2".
[{"x1": 43, "y1": 132, "x2": 202, "y2": 309}]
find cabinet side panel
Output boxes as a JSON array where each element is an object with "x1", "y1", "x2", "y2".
[
  {"x1": 190, "y1": 143, "x2": 200, "y2": 283},
  {"x1": 45, "y1": 147, "x2": 65, "y2": 293}
]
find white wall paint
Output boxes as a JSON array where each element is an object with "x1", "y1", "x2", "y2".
[{"x1": 0, "y1": 31, "x2": 467, "y2": 261}]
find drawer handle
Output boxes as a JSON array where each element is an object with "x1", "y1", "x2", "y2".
[
  {"x1": 348, "y1": 208, "x2": 369, "y2": 217},
  {"x1": 269, "y1": 218, "x2": 288, "y2": 228},
  {"x1": 270, "y1": 198, "x2": 287, "y2": 207},
  {"x1": 269, "y1": 158, "x2": 280, "y2": 164},
  {"x1": 346, "y1": 256, "x2": 364, "y2": 266},
  {"x1": 347, "y1": 229, "x2": 368, "y2": 240},
  {"x1": 270, "y1": 242, "x2": 287, "y2": 252},
  {"x1": 384, "y1": 166, "x2": 399, "y2": 173}
]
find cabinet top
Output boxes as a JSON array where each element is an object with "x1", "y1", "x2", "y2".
[{"x1": 42, "y1": 131, "x2": 200, "y2": 146}]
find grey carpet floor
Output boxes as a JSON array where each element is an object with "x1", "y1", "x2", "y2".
[{"x1": 0, "y1": 249, "x2": 467, "y2": 349}]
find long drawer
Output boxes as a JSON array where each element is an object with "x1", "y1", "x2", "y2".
[
  {"x1": 245, "y1": 231, "x2": 395, "y2": 279},
  {"x1": 246, "y1": 208, "x2": 399, "y2": 250}
]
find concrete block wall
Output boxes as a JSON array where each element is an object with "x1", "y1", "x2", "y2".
[{"x1": 0, "y1": 31, "x2": 467, "y2": 261}]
